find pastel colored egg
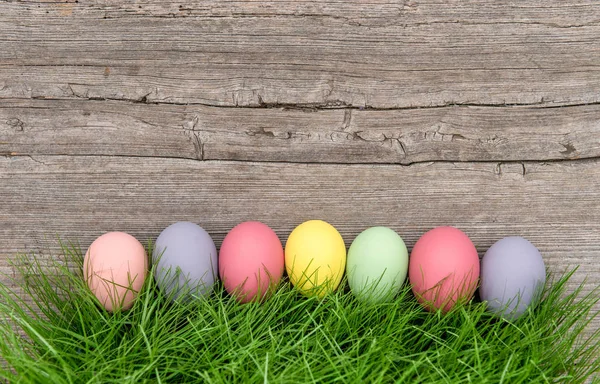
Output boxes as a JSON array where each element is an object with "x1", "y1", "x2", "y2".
[
  {"x1": 219, "y1": 221, "x2": 284, "y2": 303},
  {"x1": 285, "y1": 220, "x2": 346, "y2": 297},
  {"x1": 480, "y1": 236, "x2": 546, "y2": 320},
  {"x1": 83, "y1": 232, "x2": 147, "y2": 312},
  {"x1": 346, "y1": 227, "x2": 408, "y2": 303},
  {"x1": 408, "y1": 226, "x2": 480, "y2": 312},
  {"x1": 153, "y1": 222, "x2": 218, "y2": 302}
]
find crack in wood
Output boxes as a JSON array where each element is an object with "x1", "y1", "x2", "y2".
[
  {"x1": 341, "y1": 109, "x2": 352, "y2": 131},
  {"x1": 560, "y1": 142, "x2": 577, "y2": 156},
  {"x1": 8, "y1": 93, "x2": 600, "y2": 111},
  {"x1": 495, "y1": 162, "x2": 528, "y2": 177},
  {"x1": 6, "y1": 118, "x2": 25, "y2": 132},
  {"x1": 5, "y1": 153, "x2": 599, "y2": 169},
  {"x1": 181, "y1": 115, "x2": 203, "y2": 160}
]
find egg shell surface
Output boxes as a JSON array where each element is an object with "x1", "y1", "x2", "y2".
[
  {"x1": 408, "y1": 226, "x2": 480, "y2": 312},
  {"x1": 480, "y1": 236, "x2": 546, "y2": 320},
  {"x1": 285, "y1": 220, "x2": 346, "y2": 297},
  {"x1": 83, "y1": 232, "x2": 147, "y2": 312},
  {"x1": 219, "y1": 221, "x2": 284, "y2": 303},
  {"x1": 153, "y1": 222, "x2": 218, "y2": 302},
  {"x1": 347, "y1": 227, "x2": 408, "y2": 303}
]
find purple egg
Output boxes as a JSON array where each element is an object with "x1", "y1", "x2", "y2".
[
  {"x1": 480, "y1": 236, "x2": 546, "y2": 319},
  {"x1": 153, "y1": 222, "x2": 218, "y2": 301}
]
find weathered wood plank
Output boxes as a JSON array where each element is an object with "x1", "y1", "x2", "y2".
[
  {"x1": 6, "y1": 0, "x2": 600, "y2": 26},
  {"x1": 1, "y1": 156, "x2": 599, "y2": 316},
  {"x1": 2, "y1": 99, "x2": 599, "y2": 163},
  {"x1": 1, "y1": 1, "x2": 599, "y2": 107}
]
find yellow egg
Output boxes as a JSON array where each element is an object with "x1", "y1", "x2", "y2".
[{"x1": 285, "y1": 220, "x2": 346, "y2": 297}]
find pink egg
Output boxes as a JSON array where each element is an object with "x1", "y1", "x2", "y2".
[
  {"x1": 219, "y1": 221, "x2": 284, "y2": 303},
  {"x1": 408, "y1": 226, "x2": 479, "y2": 312},
  {"x1": 83, "y1": 232, "x2": 147, "y2": 312}
]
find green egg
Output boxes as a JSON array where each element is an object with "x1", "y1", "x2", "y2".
[{"x1": 347, "y1": 227, "x2": 409, "y2": 303}]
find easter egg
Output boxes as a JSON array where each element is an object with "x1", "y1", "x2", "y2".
[
  {"x1": 153, "y1": 222, "x2": 218, "y2": 302},
  {"x1": 408, "y1": 226, "x2": 479, "y2": 312},
  {"x1": 346, "y1": 227, "x2": 408, "y2": 303},
  {"x1": 285, "y1": 220, "x2": 346, "y2": 297},
  {"x1": 480, "y1": 236, "x2": 546, "y2": 319},
  {"x1": 219, "y1": 221, "x2": 284, "y2": 303},
  {"x1": 83, "y1": 232, "x2": 147, "y2": 312}
]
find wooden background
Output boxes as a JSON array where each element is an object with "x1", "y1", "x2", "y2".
[{"x1": 1, "y1": 0, "x2": 599, "y2": 332}]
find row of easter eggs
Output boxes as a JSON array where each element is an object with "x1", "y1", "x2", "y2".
[{"x1": 83, "y1": 220, "x2": 546, "y2": 320}]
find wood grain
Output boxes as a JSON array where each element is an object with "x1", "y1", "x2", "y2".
[
  {"x1": 1, "y1": 1, "x2": 600, "y2": 108},
  {"x1": 2, "y1": 99, "x2": 600, "y2": 163},
  {"x1": 1, "y1": 155, "x2": 599, "y2": 289},
  {"x1": 5, "y1": 0, "x2": 600, "y2": 22}
]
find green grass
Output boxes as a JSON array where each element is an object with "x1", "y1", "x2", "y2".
[{"x1": 0, "y1": 241, "x2": 599, "y2": 384}]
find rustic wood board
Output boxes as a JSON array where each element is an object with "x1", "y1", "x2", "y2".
[
  {"x1": 1, "y1": 0, "x2": 599, "y2": 340},
  {"x1": 1, "y1": 155, "x2": 598, "y2": 292},
  {"x1": 1, "y1": 1, "x2": 600, "y2": 107},
  {"x1": 2, "y1": 99, "x2": 600, "y2": 163}
]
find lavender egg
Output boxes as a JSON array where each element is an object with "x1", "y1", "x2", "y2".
[
  {"x1": 480, "y1": 236, "x2": 546, "y2": 319},
  {"x1": 153, "y1": 222, "x2": 218, "y2": 302}
]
